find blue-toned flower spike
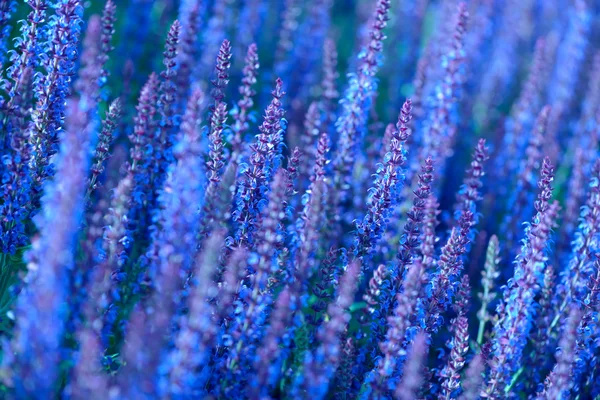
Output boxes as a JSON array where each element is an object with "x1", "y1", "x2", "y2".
[
  {"x1": 232, "y1": 43, "x2": 259, "y2": 154},
  {"x1": 476, "y1": 234, "x2": 500, "y2": 345},
  {"x1": 458, "y1": 353, "x2": 485, "y2": 400},
  {"x1": 69, "y1": 326, "x2": 109, "y2": 398},
  {"x1": 274, "y1": 0, "x2": 301, "y2": 75},
  {"x1": 331, "y1": 0, "x2": 391, "y2": 213},
  {"x1": 125, "y1": 73, "x2": 160, "y2": 246},
  {"x1": 3, "y1": 99, "x2": 92, "y2": 397},
  {"x1": 544, "y1": 0, "x2": 591, "y2": 162},
  {"x1": 0, "y1": 0, "x2": 15, "y2": 64},
  {"x1": 197, "y1": 0, "x2": 230, "y2": 83},
  {"x1": 424, "y1": 210, "x2": 473, "y2": 333},
  {"x1": 252, "y1": 287, "x2": 293, "y2": 396},
  {"x1": 371, "y1": 260, "x2": 423, "y2": 395},
  {"x1": 475, "y1": 0, "x2": 535, "y2": 129},
  {"x1": 503, "y1": 105, "x2": 550, "y2": 254},
  {"x1": 86, "y1": 98, "x2": 122, "y2": 201},
  {"x1": 294, "y1": 260, "x2": 360, "y2": 399},
  {"x1": 421, "y1": 2, "x2": 468, "y2": 173},
  {"x1": 439, "y1": 315, "x2": 470, "y2": 399},
  {"x1": 484, "y1": 158, "x2": 558, "y2": 397},
  {"x1": 175, "y1": 0, "x2": 200, "y2": 101},
  {"x1": 225, "y1": 169, "x2": 290, "y2": 383},
  {"x1": 310, "y1": 132, "x2": 330, "y2": 184},
  {"x1": 214, "y1": 247, "x2": 246, "y2": 326},
  {"x1": 3, "y1": 0, "x2": 47, "y2": 115},
  {"x1": 211, "y1": 39, "x2": 231, "y2": 108},
  {"x1": 117, "y1": 82, "x2": 207, "y2": 399},
  {"x1": 455, "y1": 139, "x2": 488, "y2": 224},
  {"x1": 298, "y1": 101, "x2": 323, "y2": 182},
  {"x1": 354, "y1": 99, "x2": 412, "y2": 262},
  {"x1": 167, "y1": 232, "x2": 223, "y2": 396},
  {"x1": 29, "y1": 0, "x2": 84, "y2": 206},
  {"x1": 208, "y1": 100, "x2": 227, "y2": 186},
  {"x1": 535, "y1": 306, "x2": 582, "y2": 400},
  {"x1": 74, "y1": 15, "x2": 101, "y2": 99},
  {"x1": 395, "y1": 331, "x2": 429, "y2": 400},
  {"x1": 232, "y1": 78, "x2": 286, "y2": 248},
  {"x1": 573, "y1": 254, "x2": 600, "y2": 393},
  {"x1": 397, "y1": 156, "x2": 434, "y2": 278},
  {"x1": 152, "y1": 20, "x2": 181, "y2": 197},
  {"x1": 497, "y1": 38, "x2": 547, "y2": 185},
  {"x1": 320, "y1": 37, "x2": 339, "y2": 124},
  {"x1": 98, "y1": 0, "x2": 116, "y2": 81},
  {"x1": 75, "y1": 0, "x2": 115, "y2": 103},
  {"x1": 420, "y1": 194, "x2": 440, "y2": 272},
  {"x1": 525, "y1": 264, "x2": 556, "y2": 393},
  {"x1": 552, "y1": 159, "x2": 600, "y2": 333}
]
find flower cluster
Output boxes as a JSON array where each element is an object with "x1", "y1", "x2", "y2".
[{"x1": 0, "y1": 1, "x2": 599, "y2": 399}]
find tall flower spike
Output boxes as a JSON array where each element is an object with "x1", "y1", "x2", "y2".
[
  {"x1": 458, "y1": 354, "x2": 485, "y2": 400},
  {"x1": 503, "y1": 105, "x2": 550, "y2": 252},
  {"x1": 397, "y1": 156, "x2": 434, "y2": 277},
  {"x1": 373, "y1": 261, "x2": 424, "y2": 391},
  {"x1": 354, "y1": 99, "x2": 412, "y2": 262},
  {"x1": 455, "y1": 139, "x2": 489, "y2": 223},
  {"x1": 331, "y1": 0, "x2": 391, "y2": 212},
  {"x1": 207, "y1": 100, "x2": 227, "y2": 187},
  {"x1": 232, "y1": 43, "x2": 259, "y2": 154},
  {"x1": 439, "y1": 316, "x2": 470, "y2": 399},
  {"x1": 168, "y1": 232, "x2": 223, "y2": 396},
  {"x1": 0, "y1": 0, "x2": 15, "y2": 65},
  {"x1": 233, "y1": 78, "x2": 286, "y2": 248},
  {"x1": 252, "y1": 287, "x2": 294, "y2": 396},
  {"x1": 225, "y1": 169, "x2": 291, "y2": 382},
  {"x1": 395, "y1": 331, "x2": 429, "y2": 400},
  {"x1": 3, "y1": 0, "x2": 48, "y2": 115},
  {"x1": 535, "y1": 307, "x2": 582, "y2": 400},
  {"x1": 420, "y1": 195, "x2": 441, "y2": 270},
  {"x1": 294, "y1": 260, "x2": 361, "y2": 399},
  {"x1": 117, "y1": 78, "x2": 206, "y2": 398},
  {"x1": 424, "y1": 211, "x2": 474, "y2": 333},
  {"x1": 86, "y1": 98, "x2": 122, "y2": 201},
  {"x1": 152, "y1": 20, "x2": 181, "y2": 201},
  {"x1": 484, "y1": 158, "x2": 558, "y2": 397},
  {"x1": 320, "y1": 37, "x2": 339, "y2": 124},
  {"x1": 175, "y1": 1, "x2": 200, "y2": 100},
  {"x1": 2, "y1": 100, "x2": 93, "y2": 397},
  {"x1": 211, "y1": 38, "x2": 232, "y2": 108},
  {"x1": 29, "y1": 0, "x2": 84, "y2": 206},
  {"x1": 552, "y1": 159, "x2": 600, "y2": 331},
  {"x1": 497, "y1": 37, "x2": 548, "y2": 182},
  {"x1": 421, "y1": 2, "x2": 468, "y2": 171}
]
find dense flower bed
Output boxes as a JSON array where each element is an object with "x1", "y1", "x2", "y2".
[{"x1": 0, "y1": 0, "x2": 598, "y2": 398}]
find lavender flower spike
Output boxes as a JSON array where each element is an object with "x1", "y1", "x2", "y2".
[
  {"x1": 2, "y1": 100, "x2": 93, "y2": 397},
  {"x1": 394, "y1": 331, "x2": 430, "y2": 400},
  {"x1": 535, "y1": 307, "x2": 582, "y2": 400}
]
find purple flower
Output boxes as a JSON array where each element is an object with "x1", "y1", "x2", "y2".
[{"x1": 395, "y1": 331, "x2": 429, "y2": 400}]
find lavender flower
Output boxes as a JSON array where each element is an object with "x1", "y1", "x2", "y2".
[
  {"x1": 231, "y1": 43, "x2": 259, "y2": 154},
  {"x1": 232, "y1": 78, "x2": 286, "y2": 248},
  {"x1": 535, "y1": 307, "x2": 582, "y2": 400},
  {"x1": 86, "y1": 99, "x2": 122, "y2": 201},
  {"x1": 484, "y1": 158, "x2": 559, "y2": 397},
  {"x1": 331, "y1": 0, "x2": 391, "y2": 212},
  {"x1": 29, "y1": 0, "x2": 83, "y2": 204},
  {"x1": 394, "y1": 331, "x2": 429, "y2": 400},
  {"x1": 354, "y1": 99, "x2": 412, "y2": 262},
  {"x1": 2, "y1": 100, "x2": 93, "y2": 396},
  {"x1": 458, "y1": 353, "x2": 485, "y2": 400}
]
